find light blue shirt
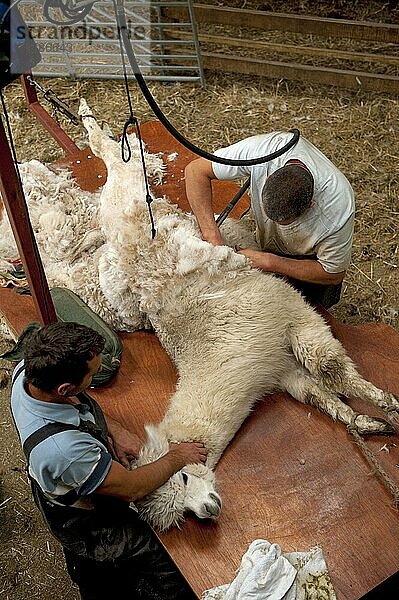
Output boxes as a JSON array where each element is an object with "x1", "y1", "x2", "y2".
[{"x1": 11, "y1": 361, "x2": 112, "y2": 508}]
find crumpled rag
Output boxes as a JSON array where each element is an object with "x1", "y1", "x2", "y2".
[{"x1": 202, "y1": 539, "x2": 336, "y2": 600}]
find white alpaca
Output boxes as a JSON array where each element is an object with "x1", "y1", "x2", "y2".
[
  {"x1": 79, "y1": 100, "x2": 399, "y2": 531},
  {"x1": 0, "y1": 141, "x2": 164, "y2": 331}
]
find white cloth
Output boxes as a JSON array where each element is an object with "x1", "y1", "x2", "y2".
[
  {"x1": 202, "y1": 540, "x2": 337, "y2": 600},
  {"x1": 212, "y1": 132, "x2": 355, "y2": 273}
]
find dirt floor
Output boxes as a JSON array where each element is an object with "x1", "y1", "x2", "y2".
[
  {"x1": 0, "y1": 335, "x2": 80, "y2": 600},
  {"x1": 1, "y1": 1, "x2": 399, "y2": 599}
]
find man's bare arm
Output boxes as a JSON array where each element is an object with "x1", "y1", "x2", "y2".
[
  {"x1": 237, "y1": 248, "x2": 344, "y2": 285},
  {"x1": 185, "y1": 158, "x2": 223, "y2": 245},
  {"x1": 96, "y1": 442, "x2": 207, "y2": 502}
]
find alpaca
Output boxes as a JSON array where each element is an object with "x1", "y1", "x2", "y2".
[
  {"x1": 78, "y1": 100, "x2": 399, "y2": 531},
  {"x1": 0, "y1": 145, "x2": 164, "y2": 331}
]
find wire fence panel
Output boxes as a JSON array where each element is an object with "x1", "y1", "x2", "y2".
[{"x1": 18, "y1": 1, "x2": 204, "y2": 83}]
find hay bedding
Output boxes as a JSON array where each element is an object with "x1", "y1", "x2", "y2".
[{"x1": 1, "y1": 1, "x2": 398, "y2": 331}]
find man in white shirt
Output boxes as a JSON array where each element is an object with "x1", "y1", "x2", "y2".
[{"x1": 185, "y1": 131, "x2": 355, "y2": 308}]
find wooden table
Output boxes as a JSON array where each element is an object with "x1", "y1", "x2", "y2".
[{"x1": 2, "y1": 120, "x2": 399, "y2": 599}]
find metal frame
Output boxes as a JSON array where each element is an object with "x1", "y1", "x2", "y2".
[
  {"x1": 19, "y1": 1, "x2": 205, "y2": 84},
  {"x1": 0, "y1": 2, "x2": 204, "y2": 325},
  {"x1": 20, "y1": 74, "x2": 80, "y2": 154},
  {"x1": 0, "y1": 112, "x2": 56, "y2": 325}
]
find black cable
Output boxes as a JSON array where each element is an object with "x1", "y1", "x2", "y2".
[
  {"x1": 115, "y1": 16, "x2": 156, "y2": 238},
  {"x1": 113, "y1": 0, "x2": 300, "y2": 168},
  {"x1": 0, "y1": 90, "x2": 55, "y2": 323},
  {"x1": 216, "y1": 177, "x2": 251, "y2": 226},
  {"x1": 22, "y1": 0, "x2": 300, "y2": 167}
]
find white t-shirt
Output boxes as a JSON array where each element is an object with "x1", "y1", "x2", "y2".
[{"x1": 212, "y1": 132, "x2": 355, "y2": 273}]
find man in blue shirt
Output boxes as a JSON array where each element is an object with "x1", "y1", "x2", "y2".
[{"x1": 11, "y1": 321, "x2": 207, "y2": 599}]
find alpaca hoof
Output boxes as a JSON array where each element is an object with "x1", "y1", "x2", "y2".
[
  {"x1": 383, "y1": 393, "x2": 399, "y2": 412},
  {"x1": 385, "y1": 409, "x2": 399, "y2": 428},
  {"x1": 355, "y1": 414, "x2": 396, "y2": 436}
]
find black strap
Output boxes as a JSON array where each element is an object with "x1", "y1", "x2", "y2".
[
  {"x1": 12, "y1": 364, "x2": 25, "y2": 384},
  {"x1": 23, "y1": 422, "x2": 84, "y2": 506},
  {"x1": 22, "y1": 405, "x2": 110, "y2": 506},
  {"x1": 77, "y1": 391, "x2": 109, "y2": 441},
  {"x1": 23, "y1": 417, "x2": 109, "y2": 459},
  {"x1": 23, "y1": 422, "x2": 81, "y2": 461}
]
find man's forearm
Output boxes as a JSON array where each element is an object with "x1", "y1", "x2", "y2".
[
  {"x1": 97, "y1": 453, "x2": 186, "y2": 502},
  {"x1": 104, "y1": 413, "x2": 125, "y2": 436},
  {"x1": 262, "y1": 253, "x2": 344, "y2": 285},
  {"x1": 96, "y1": 442, "x2": 207, "y2": 502},
  {"x1": 185, "y1": 160, "x2": 223, "y2": 244},
  {"x1": 238, "y1": 248, "x2": 344, "y2": 285}
]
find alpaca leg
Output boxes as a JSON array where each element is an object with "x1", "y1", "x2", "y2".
[
  {"x1": 78, "y1": 99, "x2": 121, "y2": 163},
  {"x1": 98, "y1": 247, "x2": 149, "y2": 331},
  {"x1": 288, "y1": 311, "x2": 399, "y2": 413},
  {"x1": 329, "y1": 361, "x2": 399, "y2": 416},
  {"x1": 281, "y1": 367, "x2": 395, "y2": 435},
  {"x1": 288, "y1": 310, "x2": 356, "y2": 390}
]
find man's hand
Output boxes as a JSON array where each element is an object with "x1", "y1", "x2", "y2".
[
  {"x1": 236, "y1": 247, "x2": 273, "y2": 270},
  {"x1": 105, "y1": 415, "x2": 143, "y2": 468},
  {"x1": 108, "y1": 428, "x2": 142, "y2": 469},
  {"x1": 168, "y1": 441, "x2": 208, "y2": 468}
]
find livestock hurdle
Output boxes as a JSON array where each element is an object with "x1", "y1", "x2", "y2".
[{"x1": 162, "y1": 3, "x2": 399, "y2": 93}]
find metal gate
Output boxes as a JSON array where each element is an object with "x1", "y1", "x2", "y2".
[{"x1": 18, "y1": 1, "x2": 204, "y2": 83}]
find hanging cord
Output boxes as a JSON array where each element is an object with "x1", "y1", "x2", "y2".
[
  {"x1": 111, "y1": 0, "x2": 299, "y2": 167},
  {"x1": 116, "y1": 15, "x2": 156, "y2": 239},
  {"x1": 347, "y1": 420, "x2": 399, "y2": 509},
  {"x1": 6, "y1": 0, "x2": 300, "y2": 165},
  {"x1": 0, "y1": 90, "x2": 55, "y2": 323}
]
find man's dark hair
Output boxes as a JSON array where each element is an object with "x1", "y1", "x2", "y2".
[
  {"x1": 262, "y1": 164, "x2": 314, "y2": 222},
  {"x1": 24, "y1": 322, "x2": 105, "y2": 392}
]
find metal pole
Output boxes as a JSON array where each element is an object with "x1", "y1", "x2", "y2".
[
  {"x1": 0, "y1": 113, "x2": 57, "y2": 325},
  {"x1": 21, "y1": 74, "x2": 80, "y2": 155}
]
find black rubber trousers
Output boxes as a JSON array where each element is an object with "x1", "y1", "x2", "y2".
[{"x1": 33, "y1": 486, "x2": 197, "y2": 600}]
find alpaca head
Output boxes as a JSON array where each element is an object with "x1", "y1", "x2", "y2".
[{"x1": 135, "y1": 425, "x2": 222, "y2": 531}]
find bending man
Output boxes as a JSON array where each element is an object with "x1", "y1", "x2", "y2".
[{"x1": 185, "y1": 131, "x2": 355, "y2": 308}]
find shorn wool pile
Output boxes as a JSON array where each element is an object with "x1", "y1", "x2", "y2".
[{"x1": 1, "y1": 99, "x2": 398, "y2": 531}]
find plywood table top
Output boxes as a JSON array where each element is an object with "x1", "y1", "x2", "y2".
[{"x1": 2, "y1": 120, "x2": 399, "y2": 598}]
